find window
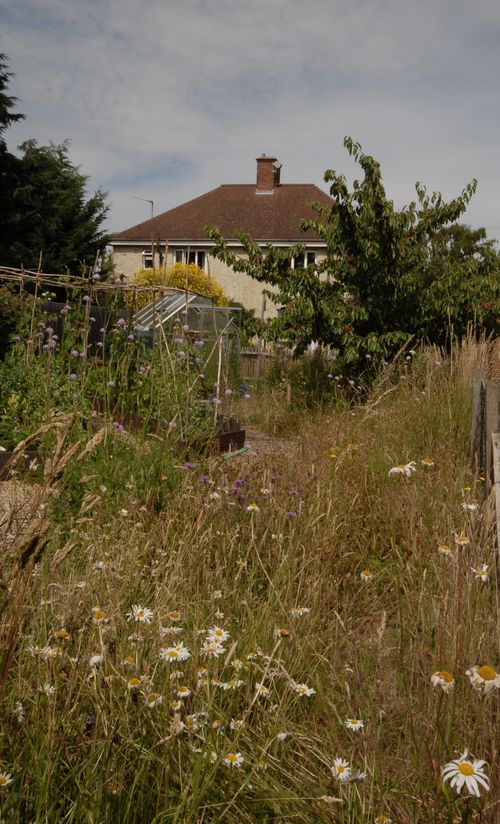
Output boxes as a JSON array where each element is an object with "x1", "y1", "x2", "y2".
[
  {"x1": 174, "y1": 249, "x2": 206, "y2": 270},
  {"x1": 142, "y1": 251, "x2": 153, "y2": 269},
  {"x1": 291, "y1": 251, "x2": 316, "y2": 268}
]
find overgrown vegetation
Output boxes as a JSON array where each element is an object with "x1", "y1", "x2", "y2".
[
  {"x1": 207, "y1": 137, "x2": 500, "y2": 373},
  {"x1": 0, "y1": 330, "x2": 498, "y2": 823}
]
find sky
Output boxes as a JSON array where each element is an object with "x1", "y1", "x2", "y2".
[{"x1": 2, "y1": 0, "x2": 500, "y2": 243}]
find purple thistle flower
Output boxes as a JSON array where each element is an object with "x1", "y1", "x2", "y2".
[
  {"x1": 69, "y1": 373, "x2": 78, "y2": 381},
  {"x1": 70, "y1": 349, "x2": 79, "y2": 357},
  {"x1": 82, "y1": 295, "x2": 91, "y2": 303},
  {"x1": 117, "y1": 318, "x2": 126, "y2": 329},
  {"x1": 107, "y1": 380, "x2": 116, "y2": 388}
]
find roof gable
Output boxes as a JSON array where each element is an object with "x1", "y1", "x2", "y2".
[{"x1": 113, "y1": 184, "x2": 334, "y2": 243}]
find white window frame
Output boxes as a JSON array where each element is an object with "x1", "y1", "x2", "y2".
[
  {"x1": 173, "y1": 249, "x2": 207, "y2": 271},
  {"x1": 291, "y1": 251, "x2": 316, "y2": 269},
  {"x1": 142, "y1": 250, "x2": 153, "y2": 269}
]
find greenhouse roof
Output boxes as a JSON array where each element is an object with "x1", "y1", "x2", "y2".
[{"x1": 132, "y1": 289, "x2": 240, "y2": 335}]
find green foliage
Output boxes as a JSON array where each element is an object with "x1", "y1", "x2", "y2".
[
  {"x1": 0, "y1": 285, "x2": 27, "y2": 359},
  {"x1": 207, "y1": 137, "x2": 500, "y2": 375},
  {"x1": 0, "y1": 53, "x2": 109, "y2": 273},
  {"x1": 0, "y1": 300, "x2": 215, "y2": 450},
  {"x1": 2, "y1": 140, "x2": 110, "y2": 273}
]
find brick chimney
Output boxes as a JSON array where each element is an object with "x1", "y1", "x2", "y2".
[{"x1": 256, "y1": 154, "x2": 281, "y2": 192}]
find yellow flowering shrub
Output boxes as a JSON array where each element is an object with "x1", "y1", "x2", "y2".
[{"x1": 131, "y1": 263, "x2": 228, "y2": 310}]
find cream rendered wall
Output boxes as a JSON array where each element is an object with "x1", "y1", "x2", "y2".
[{"x1": 111, "y1": 245, "x2": 326, "y2": 321}]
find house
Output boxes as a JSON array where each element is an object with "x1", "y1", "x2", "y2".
[{"x1": 111, "y1": 155, "x2": 334, "y2": 319}]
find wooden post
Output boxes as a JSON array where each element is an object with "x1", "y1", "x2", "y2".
[
  {"x1": 492, "y1": 432, "x2": 500, "y2": 550},
  {"x1": 485, "y1": 380, "x2": 500, "y2": 486}
]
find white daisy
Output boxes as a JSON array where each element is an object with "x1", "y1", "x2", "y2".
[
  {"x1": 223, "y1": 752, "x2": 244, "y2": 768},
  {"x1": 331, "y1": 757, "x2": 351, "y2": 782},
  {"x1": 177, "y1": 686, "x2": 191, "y2": 699},
  {"x1": 206, "y1": 626, "x2": 230, "y2": 643},
  {"x1": 201, "y1": 639, "x2": 225, "y2": 658},
  {"x1": 344, "y1": 718, "x2": 364, "y2": 731},
  {"x1": 290, "y1": 606, "x2": 310, "y2": 618},
  {"x1": 471, "y1": 564, "x2": 489, "y2": 582},
  {"x1": 360, "y1": 569, "x2": 374, "y2": 581},
  {"x1": 437, "y1": 544, "x2": 452, "y2": 556},
  {"x1": 466, "y1": 665, "x2": 500, "y2": 694},
  {"x1": 0, "y1": 772, "x2": 13, "y2": 788},
  {"x1": 160, "y1": 625, "x2": 183, "y2": 637},
  {"x1": 144, "y1": 693, "x2": 163, "y2": 708},
  {"x1": 290, "y1": 681, "x2": 315, "y2": 697},
  {"x1": 127, "y1": 604, "x2": 153, "y2": 623},
  {"x1": 442, "y1": 750, "x2": 489, "y2": 796},
  {"x1": 388, "y1": 461, "x2": 417, "y2": 477},
  {"x1": 255, "y1": 682, "x2": 270, "y2": 697},
  {"x1": 431, "y1": 671, "x2": 455, "y2": 692},
  {"x1": 454, "y1": 533, "x2": 470, "y2": 547},
  {"x1": 159, "y1": 643, "x2": 191, "y2": 663}
]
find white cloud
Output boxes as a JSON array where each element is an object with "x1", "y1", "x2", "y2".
[{"x1": 2, "y1": 0, "x2": 500, "y2": 240}]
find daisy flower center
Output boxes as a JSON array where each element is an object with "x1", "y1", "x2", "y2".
[
  {"x1": 477, "y1": 665, "x2": 496, "y2": 680},
  {"x1": 458, "y1": 763, "x2": 474, "y2": 776},
  {"x1": 437, "y1": 671, "x2": 453, "y2": 682},
  {"x1": 226, "y1": 754, "x2": 239, "y2": 763},
  {"x1": 337, "y1": 765, "x2": 346, "y2": 773}
]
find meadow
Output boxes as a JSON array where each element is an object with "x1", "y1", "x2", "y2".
[{"x1": 0, "y1": 306, "x2": 499, "y2": 823}]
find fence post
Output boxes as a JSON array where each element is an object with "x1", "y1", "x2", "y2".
[
  {"x1": 485, "y1": 380, "x2": 500, "y2": 486},
  {"x1": 492, "y1": 432, "x2": 500, "y2": 550}
]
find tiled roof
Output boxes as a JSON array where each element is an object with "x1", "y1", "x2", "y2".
[{"x1": 113, "y1": 184, "x2": 333, "y2": 243}]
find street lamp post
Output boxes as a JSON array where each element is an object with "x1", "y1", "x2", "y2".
[{"x1": 132, "y1": 196, "x2": 155, "y2": 268}]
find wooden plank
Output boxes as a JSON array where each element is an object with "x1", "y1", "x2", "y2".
[
  {"x1": 492, "y1": 432, "x2": 500, "y2": 549},
  {"x1": 485, "y1": 381, "x2": 500, "y2": 484}
]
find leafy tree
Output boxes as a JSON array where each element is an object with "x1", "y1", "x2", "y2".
[
  {"x1": 207, "y1": 137, "x2": 500, "y2": 372},
  {"x1": 0, "y1": 53, "x2": 109, "y2": 274},
  {"x1": 0, "y1": 54, "x2": 24, "y2": 260},
  {"x1": 3, "y1": 139, "x2": 109, "y2": 273}
]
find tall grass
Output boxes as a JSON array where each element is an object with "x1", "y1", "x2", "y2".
[{"x1": 0, "y1": 337, "x2": 498, "y2": 823}]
